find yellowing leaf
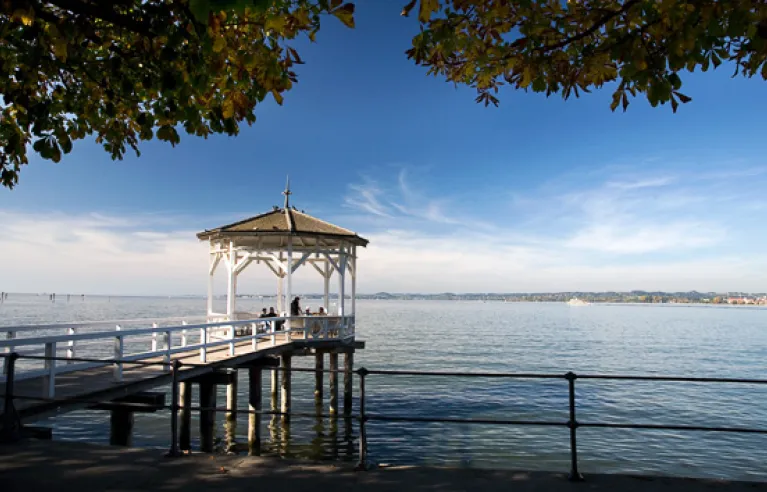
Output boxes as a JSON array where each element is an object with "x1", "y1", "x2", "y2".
[
  {"x1": 222, "y1": 99, "x2": 234, "y2": 119},
  {"x1": 271, "y1": 89, "x2": 284, "y2": 105},
  {"x1": 212, "y1": 36, "x2": 226, "y2": 53},
  {"x1": 332, "y1": 4, "x2": 355, "y2": 28},
  {"x1": 265, "y1": 16, "x2": 287, "y2": 35},
  {"x1": 520, "y1": 67, "x2": 532, "y2": 88},
  {"x1": 419, "y1": 0, "x2": 439, "y2": 22}
]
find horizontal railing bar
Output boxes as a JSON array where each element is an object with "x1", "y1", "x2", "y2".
[
  {"x1": 0, "y1": 316, "x2": 207, "y2": 333},
  {"x1": 0, "y1": 316, "x2": 352, "y2": 348},
  {"x1": 366, "y1": 414, "x2": 564, "y2": 426},
  {"x1": 365, "y1": 369, "x2": 767, "y2": 385},
  {"x1": 366, "y1": 369, "x2": 564, "y2": 379},
  {"x1": 577, "y1": 374, "x2": 767, "y2": 384},
  {"x1": 579, "y1": 422, "x2": 767, "y2": 434}
]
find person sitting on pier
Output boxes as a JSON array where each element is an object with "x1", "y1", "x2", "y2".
[
  {"x1": 290, "y1": 296, "x2": 301, "y2": 316},
  {"x1": 305, "y1": 307, "x2": 311, "y2": 315},
  {"x1": 318, "y1": 307, "x2": 326, "y2": 315},
  {"x1": 257, "y1": 308, "x2": 269, "y2": 333}
]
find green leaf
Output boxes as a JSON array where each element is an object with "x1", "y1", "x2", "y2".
[
  {"x1": 33, "y1": 138, "x2": 46, "y2": 154},
  {"x1": 668, "y1": 73, "x2": 682, "y2": 90}
]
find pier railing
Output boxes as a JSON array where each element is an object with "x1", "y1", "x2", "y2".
[
  {"x1": 2, "y1": 352, "x2": 767, "y2": 481},
  {"x1": 0, "y1": 315, "x2": 355, "y2": 396}
]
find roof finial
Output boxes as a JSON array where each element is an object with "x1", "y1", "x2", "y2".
[{"x1": 282, "y1": 176, "x2": 291, "y2": 209}]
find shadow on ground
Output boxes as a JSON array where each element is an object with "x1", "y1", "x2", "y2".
[{"x1": 1, "y1": 440, "x2": 765, "y2": 492}]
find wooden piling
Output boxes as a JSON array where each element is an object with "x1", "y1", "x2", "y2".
[
  {"x1": 225, "y1": 370, "x2": 238, "y2": 452},
  {"x1": 270, "y1": 367, "x2": 279, "y2": 411},
  {"x1": 199, "y1": 381, "x2": 216, "y2": 453},
  {"x1": 280, "y1": 354, "x2": 291, "y2": 424},
  {"x1": 314, "y1": 351, "x2": 324, "y2": 403},
  {"x1": 343, "y1": 351, "x2": 354, "y2": 416},
  {"x1": 109, "y1": 409, "x2": 133, "y2": 446},
  {"x1": 179, "y1": 382, "x2": 192, "y2": 452},
  {"x1": 329, "y1": 352, "x2": 339, "y2": 416},
  {"x1": 248, "y1": 366, "x2": 262, "y2": 456}
]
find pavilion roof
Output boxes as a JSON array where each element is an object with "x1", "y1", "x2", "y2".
[{"x1": 196, "y1": 207, "x2": 369, "y2": 247}]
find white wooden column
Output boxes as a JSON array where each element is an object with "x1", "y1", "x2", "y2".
[
  {"x1": 277, "y1": 275, "x2": 283, "y2": 313},
  {"x1": 207, "y1": 250, "x2": 214, "y2": 316},
  {"x1": 323, "y1": 260, "x2": 330, "y2": 311},
  {"x1": 351, "y1": 246, "x2": 356, "y2": 315},
  {"x1": 226, "y1": 241, "x2": 236, "y2": 320},
  {"x1": 338, "y1": 246, "x2": 346, "y2": 316},
  {"x1": 285, "y1": 238, "x2": 293, "y2": 333}
]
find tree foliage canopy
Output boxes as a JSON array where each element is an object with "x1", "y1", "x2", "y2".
[{"x1": 1, "y1": 0, "x2": 766, "y2": 188}]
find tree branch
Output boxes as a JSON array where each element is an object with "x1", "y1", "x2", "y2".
[
  {"x1": 537, "y1": 0, "x2": 641, "y2": 52},
  {"x1": 43, "y1": 0, "x2": 155, "y2": 36}
]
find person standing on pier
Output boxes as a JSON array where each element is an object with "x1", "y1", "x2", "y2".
[{"x1": 290, "y1": 296, "x2": 301, "y2": 316}]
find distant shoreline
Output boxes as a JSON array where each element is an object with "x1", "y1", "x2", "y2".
[{"x1": 2, "y1": 291, "x2": 766, "y2": 306}]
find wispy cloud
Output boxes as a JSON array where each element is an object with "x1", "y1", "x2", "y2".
[{"x1": 2, "y1": 161, "x2": 766, "y2": 295}]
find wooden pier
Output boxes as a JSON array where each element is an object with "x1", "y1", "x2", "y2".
[{"x1": 1, "y1": 318, "x2": 363, "y2": 453}]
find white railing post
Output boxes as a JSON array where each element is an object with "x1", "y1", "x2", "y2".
[
  {"x1": 181, "y1": 321, "x2": 188, "y2": 347},
  {"x1": 271, "y1": 320, "x2": 276, "y2": 346},
  {"x1": 228, "y1": 323, "x2": 235, "y2": 356},
  {"x1": 251, "y1": 322, "x2": 257, "y2": 351},
  {"x1": 114, "y1": 325, "x2": 123, "y2": 382},
  {"x1": 44, "y1": 342, "x2": 56, "y2": 398},
  {"x1": 2, "y1": 330, "x2": 14, "y2": 374},
  {"x1": 286, "y1": 316, "x2": 292, "y2": 342},
  {"x1": 200, "y1": 326, "x2": 208, "y2": 362},
  {"x1": 164, "y1": 330, "x2": 171, "y2": 371},
  {"x1": 67, "y1": 326, "x2": 76, "y2": 364},
  {"x1": 151, "y1": 323, "x2": 158, "y2": 353}
]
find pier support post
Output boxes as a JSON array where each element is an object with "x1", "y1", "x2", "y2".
[
  {"x1": 343, "y1": 351, "x2": 354, "y2": 417},
  {"x1": 271, "y1": 367, "x2": 279, "y2": 410},
  {"x1": 225, "y1": 370, "x2": 238, "y2": 453},
  {"x1": 329, "y1": 352, "x2": 339, "y2": 416},
  {"x1": 248, "y1": 366, "x2": 262, "y2": 456},
  {"x1": 280, "y1": 354, "x2": 291, "y2": 424},
  {"x1": 109, "y1": 409, "x2": 134, "y2": 446},
  {"x1": 314, "y1": 351, "x2": 324, "y2": 403},
  {"x1": 199, "y1": 381, "x2": 216, "y2": 453},
  {"x1": 179, "y1": 382, "x2": 192, "y2": 452}
]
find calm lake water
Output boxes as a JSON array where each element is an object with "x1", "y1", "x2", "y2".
[{"x1": 2, "y1": 295, "x2": 767, "y2": 480}]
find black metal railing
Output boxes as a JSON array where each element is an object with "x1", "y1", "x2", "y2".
[{"x1": 2, "y1": 352, "x2": 767, "y2": 481}]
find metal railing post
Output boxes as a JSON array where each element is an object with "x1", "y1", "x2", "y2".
[
  {"x1": 1, "y1": 352, "x2": 20, "y2": 442},
  {"x1": 355, "y1": 367, "x2": 369, "y2": 470},
  {"x1": 166, "y1": 359, "x2": 182, "y2": 457},
  {"x1": 566, "y1": 371, "x2": 584, "y2": 481}
]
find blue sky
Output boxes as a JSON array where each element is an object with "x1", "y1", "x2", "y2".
[{"x1": 1, "y1": 3, "x2": 766, "y2": 295}]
